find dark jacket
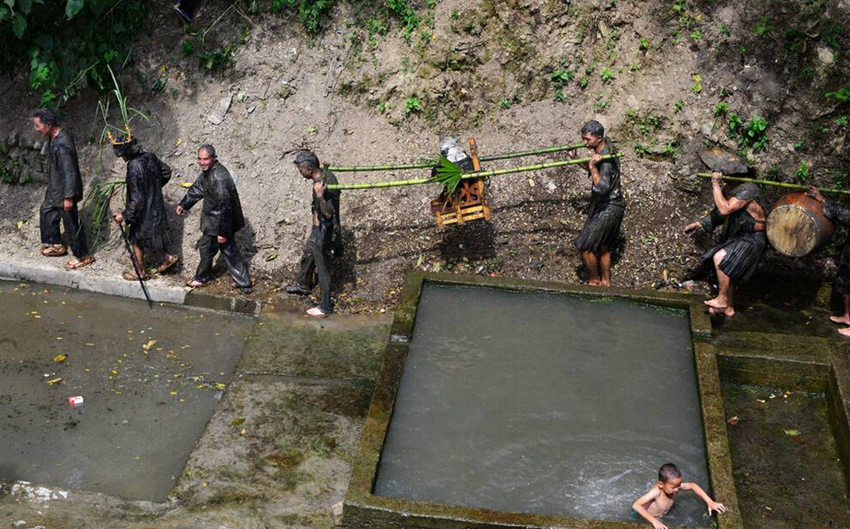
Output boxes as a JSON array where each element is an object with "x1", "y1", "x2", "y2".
[
  {"x1": 122, "y1": 152, "x2": 172, "y2": 240},
  {"x1": 824, "y1": 200, "x2": 850, "y2": 267},
  {"x1": 43, "y1": 129, "x2": 83, "y2": 207},
  {"x1": 179, "y1": 162, "x2": 245, "y2": 238}
]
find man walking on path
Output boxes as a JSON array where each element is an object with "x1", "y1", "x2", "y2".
[
  {"x1": 285, "y1": 151, "x2": 341, "y2": 318},
  {"x1": 176, "y1": 145, "x2": 251, "y2": 294},
  {"x1": 31, "y1": 108, "x2": 95, "y2": 271},
  {"x1": 111, "y1": 134, "x2": 179, "y2": 280}
]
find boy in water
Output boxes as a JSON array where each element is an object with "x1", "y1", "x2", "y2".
[{"x1": 632, "y1": 463, "x2": 726, "y2": 529}]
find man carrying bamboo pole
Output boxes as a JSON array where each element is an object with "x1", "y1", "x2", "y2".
[
  {"x1": 31, "y1": 108, "x2": 96, "y2": 271},
  {"x1": 809, "y1": 187, "x2": 850, "y2": 336},
  {"x1": 683, "y1": 172, "x2": 767, "y2": 317},
  {"x1": 570, "y1": 120, "x2": 624, "y2": 287},
  {"x1": 285, "y1": 151, "x2": 342, "y2": 318},
  {"x1": 110, "y1": 134, "x2": 179, "y2": 280}
]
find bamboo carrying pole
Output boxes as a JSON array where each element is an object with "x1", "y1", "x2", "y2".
[
  {"x1": 327, "y1": 153, "x2": 624, "y2": 191},
  {"x1": 696, "y1": 173, "x2": 850, "y2": 196},
  {"x1": 326, "y1": 143, "x2": 588, "y2": 172}
]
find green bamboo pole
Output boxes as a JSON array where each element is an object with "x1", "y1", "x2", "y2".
[
  {"x1": 696, "y1": 173, "x2": 850, "y2": 196},
  {"x1": 326, "y1": 143, "x2": 588, "y2": 172},
  {"x1": 328, "y1": 153, "x2": 623, "y2": 191}
]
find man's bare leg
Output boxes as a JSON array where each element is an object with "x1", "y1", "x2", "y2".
[
  {"x1": 831, "y1": 295, "x2": 850, "y2": 325},
  {"x1": 705, "y1": 250, "x2": 735, "y2": 316},
  {"x1": 582, "y1": 250, "x2": 601, "y2": 285},
  {"x1": 132, "y1": 244, "x2": 145, "y2": 273},
  {"x1": 599, "y1": 246, "x2": 611, "y2": 287}
]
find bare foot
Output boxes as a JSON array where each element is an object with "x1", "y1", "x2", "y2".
[
  {"x1": 585, "y1": 279, "x2": 602, "y2": 286},
  {"x1": 600, "y1": 280, "x2": 611, "y2": 287},
  {"x1": 709, "y1": 306, "x2": 735, "y2": 317},
  {"x1": 831, "y1": 315, "x2": 850, "y2": 325},
  {"x1": 838, "y1": 327, "x2": 850, "y2": 337},
  {"x1": 704, "y1": 297, "x2": 728, "y2": 309}
]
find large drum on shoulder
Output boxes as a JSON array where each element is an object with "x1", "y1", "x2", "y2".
[{"x1": 767, "y1": 191, "x2": 834, "y2": 257}]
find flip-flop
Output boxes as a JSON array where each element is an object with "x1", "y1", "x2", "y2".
[
  {"x1": 156, "y1": 255, "x2": 179, "y2": 274},
  {"x1": 41, "y1": 245, "x2": 67, "y2": 257},
  {"x1": 123, "y1": 270, "x2": 149, "y2": 281},
  {"x1": 65, "y1": 256, "x2": 95, "y2": 270},
  {"x1": 185, "y1": 278, "x2": 207, "y2": 288}
]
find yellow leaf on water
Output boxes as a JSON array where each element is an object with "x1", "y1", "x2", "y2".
[
  {"x1": 179, "y1": 182, "x2": 193, "y2": 188},
  {"x1": 142, "y1": 339, "x2": 157, "y2": 351},
  {"x1": 214, "y1": 382, "x2": 227, "y2": 390},
  {"x1": 53, "y1": 354, "x2": 67, "y2": 363},
  {"x1": 170, "y1": 391, "x2": 178, "y2": 395},
  {"x1": 784, "y1": 429, "x2": 801, "y2": 436},
  {"x1": 46, "y1": 377, "x2": 63, "y2": 386}
]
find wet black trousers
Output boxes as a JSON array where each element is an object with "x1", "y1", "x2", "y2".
[
  {"x1": 194, "y1": 234, "x2": 251, "y2": 288},
  {"x1": 39, "y1": 202, "x2": 89, "y2": 258},
  {"x1": 295, "y1": 225, "x2": 333, "y2": 313}
]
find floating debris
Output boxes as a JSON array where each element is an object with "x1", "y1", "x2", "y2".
[
  {"x1": 783, "y1": 429, "x2": 801, "y2": 436},
  {"x1": 46, "y1": 377, "x2": 63, "y2": 386},
  {"x1": 53, "y1": 354, "x2": 67, "y2": 363}
]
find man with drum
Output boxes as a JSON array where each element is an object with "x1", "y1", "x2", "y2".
[{"x1": 683, "y1": 172, "x2": 767, "y2": 317}]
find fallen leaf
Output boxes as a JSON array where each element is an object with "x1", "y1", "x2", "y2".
[
  {"x1": 265, "y1": 253, "x2": 277, "y2": 262},
  {"x1": 46, "y1": 377, "x2": 63, "y2": 386},
  {"x1": 53, "y1": 354, "x2": 67, "y2": 363},
  {"x1": 142, "y1": 339, "x2": 157, "y2": 351},
  {"x1": 179, "y1": 182, "x2": 193, "y2": 188},
  {"x1": 16, "y1": 220, "x2": 24, "y2": 230},
  {"x1": 783, "y1": 429, "x2": 801, "y2": 436},
  {"x1": 230, "y1": 417, "x2": 245, "y2": 426},
  {"x1": 726, "y1": 416, "x2": 739, "y2": 425}
]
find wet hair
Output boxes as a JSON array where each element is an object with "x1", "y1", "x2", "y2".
[
  {"x1": 32, "y1": 108, "x2": 59, "y2": 127},
  {"x1": 658, "y1": 463, "x2": 682, "y2": 483},
  {"x1": 294, "y1": 150, "x2": 320, "y2": 173},
  {"x1": 198, "y1": 144, "x2": 216, "y2": 158},
  {"x1": 580, "y1": 120, "x2": 605, "y2": 138}
]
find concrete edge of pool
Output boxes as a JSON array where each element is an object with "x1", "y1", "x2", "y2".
[
  {"x1": 0, "y1": 259, "x2": 260, "y2": 315},
  {"x1": 345, "y1": 272, "x2": 745, "y2": 529}
]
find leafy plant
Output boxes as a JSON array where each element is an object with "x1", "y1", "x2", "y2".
[
  {"x1": 738, "y1": 115, "x2": 769, "y2": 151},
  {"x1": 753, "y1": 16, "x2": 771, "y2": 36},
  {"x1": 690, "y1": 30, "x2": 701, "y2": 41},
  {"x1": 554, "y1": 89, "x2": 566, "y2": 103},
  {"x1": 715, "y1": 102, "x2": 728, "y2": 116},
  {"x1": 405, "y1": 96, "x2": 421, "y2": 114},
  {"x1": 600, "y1": 68, "x2": 615, "y2": 82},
  {"x1": 826, "y1": 84, "x2": 850, "y2": 103},
  {"x1": 727, "y1": 113, "x2": 743, "y2": 134},
  {"x1": 639, "y1": 37, "x2": 649, "y2": 51},
  {"x1": 594, "y1": 100, "x2": 610, "y2": 111},
  {"x1": 717, "y1": 24, "x2": 730, "y2": 36},
  {"x1": 836, "y1": 116, "x2": 848, "y2": 128},
  {"x1": 673, "y1": 100, "x2": 684, "y2": 113},
  {"x1": 550, "y1": 67, "x2": 575, "y2": 88},
  {"x1": 579, "y1": 76, "x2": 589, "y2": 89},
  {"x1": 499, "y1": 97, "x2": 511, "y2": 109},
  {"x1": 198, "y1": 44, "x2": 236, "y2": 72},
  {"x1": 691, "y1": 74, "x2": 702, "y2": 93},
  {"x1": 794, "y1": 160, "x2": 810, "y2": 183}
]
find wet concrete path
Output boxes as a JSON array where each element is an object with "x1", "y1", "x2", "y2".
[
  {"x1": 0, "y1": 290, "x2": 389, "y2": 528},
  {"x1": 0, "y1": 280, "x2": 256, "y2": 501}
]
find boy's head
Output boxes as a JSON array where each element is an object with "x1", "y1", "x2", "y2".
[{"x1": 657, "y1": 463, "x2": 683, "y2": 495}]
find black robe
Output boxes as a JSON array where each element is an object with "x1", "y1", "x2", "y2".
[
  {"x1": 698, "y1": 183, "x2": 766, "y2": 283},
  {"x1": 122, "y1": 152, "x2": 173, "y2": 251},
  {"x1": 575, "y1": 142, "x2": 625, "y2": 253},
  {"x1": 823, "y1": 200, "x2": 850, "y2": 295},
  {"x1": 43, "y1": 129, "x2": 83, "y2": 207},
  {"x1": 178, "y1": 162, "x2": 245, "y2": 239}
]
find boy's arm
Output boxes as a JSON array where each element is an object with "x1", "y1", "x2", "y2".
[
  {"x1": 680, "y1": 483, "x2": 727, "y2": 515},
  {"x1": 632, "y1": 489, "x2": 668, "y2": 529}
]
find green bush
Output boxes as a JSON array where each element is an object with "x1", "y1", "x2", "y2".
[{"x1": 0, "y1": 0, "x2": 148, "y2": 107}]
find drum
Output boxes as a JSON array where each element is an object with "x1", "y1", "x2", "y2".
[{"x1": 766, "y1": 191, "x2": 834, "y2": 257}]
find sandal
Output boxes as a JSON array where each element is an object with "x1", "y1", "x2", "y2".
[
  {"x1": 65, "y1": 256, "x2": 95, "y2": 271},
  {"x1": 185, "y1": 278, "x2": 207, "y2": 288},
  {"x1": 123, "y1": 270, "x2": 150, "y2": 281},
  {"x1": 156, "y1": 254, "x2": 180, "y2": 274},
  {"x1": 41, "y1": 244, "x2": 67, "y2": 257}
]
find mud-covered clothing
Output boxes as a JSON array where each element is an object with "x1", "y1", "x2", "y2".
[
  {"x1": 178, "y1": 162, "x2": 245, "y2": 239},
  {"x1": 295, "y1": 169, "x2": 342, "y2": 313},
  {"x1": 122, "y1": 152, "x2": 173, "y2": 252},
  {"x1": 43, "y1": 129, "x2": 84, "y2": 207},
  {"x1": 179, "y1": 161, "x2": 250, "y2": 288},
  {"x1": 698, "y1": 182, "x2": 766, "y2": 283},
  {"x1": 40, "y1": 129, "x2": 88, "y2": 257},
  {"x1": 822, "y1": 200, "x2": 850, "y2": 295},
  {"x1": 575, "y1": 142, "x2": 625, "y2": 253}
]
